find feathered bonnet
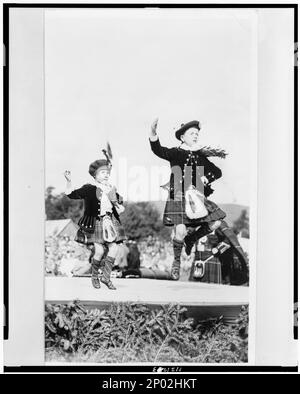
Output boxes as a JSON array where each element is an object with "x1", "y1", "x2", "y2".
[{"x1": 89, "y1": 143, "x2": 113, "y2": 177}]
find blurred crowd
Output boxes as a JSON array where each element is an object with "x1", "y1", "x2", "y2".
[
  {"x1": 138, "y1": 235, "x2": 192, "y2": 275},
  {"x1": 45, "y1": 236, "x2": 91, "y2": 276},
  {"x1": 45, "y1": 235, "x2": 193, "y2": 278},
  {"x1": 44, "y1": 234, "x2": 248, "y2": 284}
]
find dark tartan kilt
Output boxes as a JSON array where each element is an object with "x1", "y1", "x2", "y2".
[
  {"x1": 163, "y1": 196, "x2": 226, "y2": 227},
  {"x1": 195, "y1": 257, "x2": 222, "y2": 284},
  {"x1": 74, "y1": 215, "x2": 126, "y2": 246}
]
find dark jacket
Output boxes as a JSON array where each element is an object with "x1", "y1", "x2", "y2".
[
  {"x1": 149, "y1": 138, "x2": 222, "y2": 198},
  {"x1": 67, "y1": 183, "x2": 123, "y2": 233}
]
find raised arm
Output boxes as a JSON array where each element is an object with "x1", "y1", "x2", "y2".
[
  {"x1": 64, "y1": 170, "x2": 89, "y2": 200},
  {"x1": 149, "y1": 118, "x2": 175, "y2": 161}
]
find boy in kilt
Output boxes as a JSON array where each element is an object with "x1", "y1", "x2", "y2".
[
  {"x1": 149, "y1": 118, "x2": 227, "y2": 280},
  {"x1": 64, "y1": 155, "x2": 126, "y2": 289}
]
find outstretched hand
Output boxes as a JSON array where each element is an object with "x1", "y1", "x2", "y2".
[
  {"x1": 150, "y1": 118, "x2": 159, "y2": 136},
  {"x1": 64, "y1": 170, "x2": 71, "y2": 182}
]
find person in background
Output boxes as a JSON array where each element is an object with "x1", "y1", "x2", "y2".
[{"x1": 121, "y1": 240, "x2": 142, "y2": 278}]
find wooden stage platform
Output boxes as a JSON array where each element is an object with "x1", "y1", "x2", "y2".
[{"x1": 45, "y1": 277, "x2": 249, "y2": 324}]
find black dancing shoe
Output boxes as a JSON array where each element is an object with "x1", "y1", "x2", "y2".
[
  {"x1": 91, "y1": 275, "x2": 101, "y2": 289},
  {"x1": 100, "y1": 278, "x2": 117, "y2": 290}
]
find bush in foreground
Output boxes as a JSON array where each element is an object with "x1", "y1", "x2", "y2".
[{"x1": 45, "y1": 301, "x2": 248, "y2": 363}]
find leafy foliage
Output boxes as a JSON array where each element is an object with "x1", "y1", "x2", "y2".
[
  {"x1": 45, "y1": 301, "x2": 248, "y2": 363},
  {"x1": 45, "y1": 186, "x2": 83, "y2": 221}
]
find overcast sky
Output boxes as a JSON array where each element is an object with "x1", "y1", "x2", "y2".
[{"x1": 45, "y1": 8, "x2": 257, "y2": 206}]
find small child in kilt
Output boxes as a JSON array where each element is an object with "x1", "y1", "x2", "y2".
[
  {"x1": 149, "y1": 118, "x2": 227, "y2": 280},
  {"x1": 64, "y1": 156, "x2": 126, "y2": 289}
]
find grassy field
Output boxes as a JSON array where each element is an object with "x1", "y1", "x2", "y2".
[{"x1": 45, "y1": 301, "x2": 248, "y2": 363}]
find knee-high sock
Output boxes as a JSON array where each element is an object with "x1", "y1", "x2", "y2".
[
  {"x1": 101, "y1": 256, "x2": 115, "y2": 282},
  {"x1": 91, "y1": 258, "x2": 101, "y2": 277},
  {"x1": 172, "y1": 238, "x2": 184, "y2": 269},
  {"x1": 99, "y1": 245, "x2": 109, "y2": 269}
]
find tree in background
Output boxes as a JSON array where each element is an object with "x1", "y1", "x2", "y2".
[
  {"x1": 45, "y1": 187, "x2": 170, "y2": 240},
  {"x1": 120, "y1": 202, "x2": 171, "y2": 240},
  {"x1": 233, "y1": 209, "x2": 249, "y2": 238},
  {"x1": 45, "y1": 186, "x2": 83, "y2": 221}
]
